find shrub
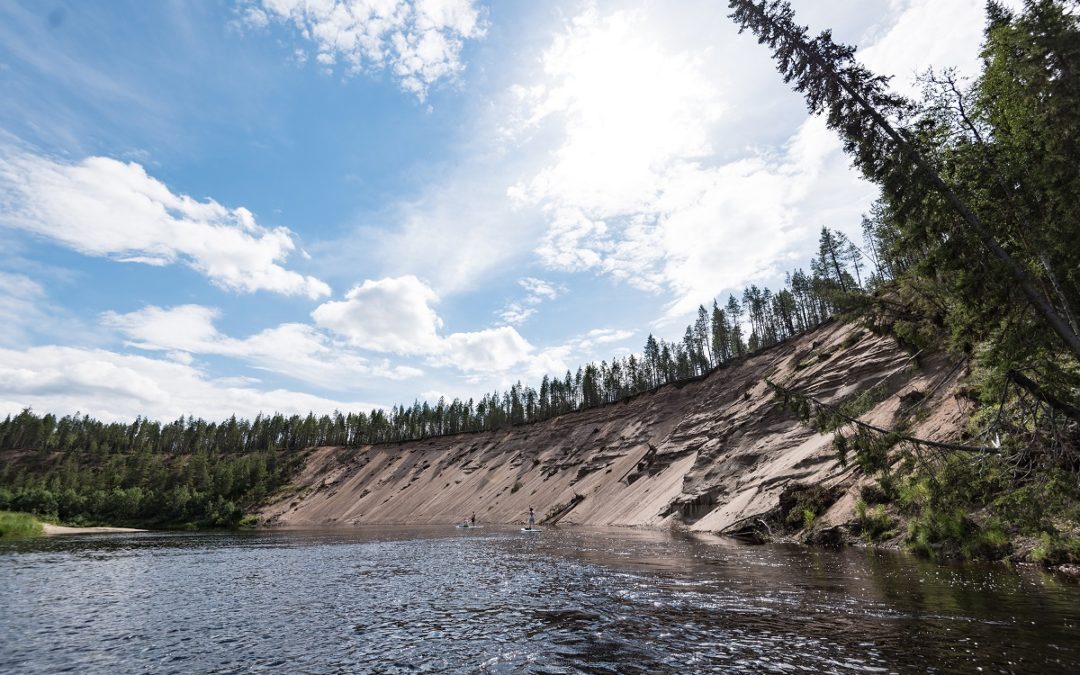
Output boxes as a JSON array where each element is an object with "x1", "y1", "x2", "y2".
[{"x1": 0, "y1": 511, "x2": 43, "y2": 538}]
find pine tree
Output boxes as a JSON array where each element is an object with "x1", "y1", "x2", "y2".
[{"x1": 726, "y1": 0, "x2": 1080, "y2": 356}]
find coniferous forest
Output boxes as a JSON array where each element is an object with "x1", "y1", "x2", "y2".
[
  {"x1": 2, "y1": 0, "x2": 1078, "y2": 553},
  {"x1": 0, "y1": 233, "x2": 858, "y2": 527}
]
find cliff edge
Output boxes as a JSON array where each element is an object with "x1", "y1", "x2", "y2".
[{"x1": 261, "y1": 320, "x2": 970, "y2": 535}]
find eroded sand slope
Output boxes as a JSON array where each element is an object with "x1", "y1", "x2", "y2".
[{"x1": 262, "y1": 321, "x2": 970, "y2": 533}]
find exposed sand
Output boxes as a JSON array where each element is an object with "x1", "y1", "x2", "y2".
[
  {"x1": 261, "y1": 320, "x2": 969, "y2": 536},
  {"x1": 42, "y1": 524, "x2": 146, "y2": 535}
]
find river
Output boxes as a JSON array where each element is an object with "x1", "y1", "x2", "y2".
[{"x1": 1, "y1": 526, "x2": 1078, "y2": 673}]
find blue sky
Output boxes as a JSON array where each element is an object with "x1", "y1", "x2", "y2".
[{"x1": 0, "y1": 0, "x2": 1006, "y2": 421}]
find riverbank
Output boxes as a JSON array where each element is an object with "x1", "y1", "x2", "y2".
[
  {"x1": 41, "y1": 523, "x2": 146, "y2": 535},
  {"x1": 0, "y1": 511, "x2": 146, "y2": 538},
  {"x1": 259, "y1": 321, "x2": 967, "y2": 535}
]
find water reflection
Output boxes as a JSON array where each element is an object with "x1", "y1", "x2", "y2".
[{"x1": 1, "y1": 526, "x2": 1077, "y2": 673}]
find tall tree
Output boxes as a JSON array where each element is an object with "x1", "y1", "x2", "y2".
[{"x1": 726, "y1": 0, "x2": 1080, "y2": 356}]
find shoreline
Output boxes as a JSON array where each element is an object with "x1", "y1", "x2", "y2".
[{"x1": 42, "y1": 523, "x2": 147, "y2": 535}]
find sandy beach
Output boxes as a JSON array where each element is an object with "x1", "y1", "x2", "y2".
[{"x1": 42, "y1": 524, "x2": 146, "y2": 535}]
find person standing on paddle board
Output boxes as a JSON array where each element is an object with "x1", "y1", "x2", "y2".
[
  {"x1": 527, "y1": 507, "x2": 535, "y2": 530},
  {"x1": 470, "y1": 512, "x2": 476, "y2": 527}
]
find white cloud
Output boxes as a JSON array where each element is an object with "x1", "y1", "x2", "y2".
[
  {"x1": 436, "y1": 326, "x2": 534, "y2": 373},
  {"x1": 859, "y1": 0, "x2": 1023, "y2": 94},
  {"x1": 0, "y1": 271, "x2": 47, "y2": 345},
  {"x1": 575, "y1": 328, "x2": 635, "y2": 351},
  {"x1": 519, "y1": 276, "x2": 560, "y2": 301},
  {"x1": 247, "y1": 0, "x2": 487, "y2": 100},
  {"x1": 0, "y1": 269, "x2": 90, "y2": 347},
  {"x1": 507, "y1": 7, "x2": 818, "y2": 317},
  {"x1": 0, "y1": 147, "x2": 330, "y2": 298},
  {"x1": 103, "y1": 304, "x2": 422, "y2": 390},
  {"x1": 104, "y1": 304, "x2": 222, "y2": 353},
  {"x1": 497, "y1": 303, "x2": 536, "y2": 325},
  {"x1": 503, "y1": 0, "x2": 1002, "y2": 323},
  {"x1": 345, "y1": 160, "x2": 545, "y2": 295},
  {"x1": 497, "y1": 276, "x2": 565, "y2": 325},
  {"x1": 510, "y1": 9, "x2": 723, "y2": 218},
  {"x1": 105, "y1": 279, "x2": 547, "y2": 382},
  {"x1": 310, "y1": 275, "x2": 444, "y2": 354},
  {"x1": 457, "y1": 324, "x2": 638, "y2": 392},
  {"x1": 0, "y1": 345, "x2": 383, "y2": 423},
  {"x1": 311, "y1": 275, "x2": 538, "y2": 373}
]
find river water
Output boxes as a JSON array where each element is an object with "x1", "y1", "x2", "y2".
[{"x1": 1, "y1": 526, "x2": 1078, "y2": 673}]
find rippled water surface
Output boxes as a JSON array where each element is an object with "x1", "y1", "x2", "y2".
[{"x1": 2, "y1": 527, "x2": 1079, "y2": 673}]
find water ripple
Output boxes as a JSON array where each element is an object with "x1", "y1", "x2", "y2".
[{"x1": 2, "y1": 527, "x2": 1078, "y2": 673}]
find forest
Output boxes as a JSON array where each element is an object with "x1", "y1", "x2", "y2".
[
  {"x1": 0, "y1": 228, "x2": 860, "y2": 527},
  {"x1": 1, "y1": 0, "x2": 1077, "y2": 550}
]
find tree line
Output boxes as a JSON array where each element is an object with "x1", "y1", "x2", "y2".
[
  {"x1": 0, "y1": 225, "x2": 871, "y2": 528},
  {"x1": 0, "y1": 233, "x2": 867, "y2": 457}
]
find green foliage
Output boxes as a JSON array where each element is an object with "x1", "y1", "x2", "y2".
[
  {"x1": 854, "y1": 499, "x2": 898, "y2": 542},
  {"x1": 990, "y1": 469, "x2": 1080, "y2": 535},
  {"x1": 1031, "y1": 533, "x2": 1080, "y2": 566},
  {"x1": 779, "y1": 483, "x2": 837, "y2": 530},
  {"x1": 859, "y1": 483, "x2": 889, "y2": 505},
  {"x1": 0, "y1": 511, "x2": 43, "y2": 538},
  {"x1": 510, "y1": 480, "x2": 522, "y2": 494},
  {"x1": 740, "y1": 0, "x2": 1080, "y2": 560},
  {"x1": 893, "y1": 454, "x2": 1080, "y2": 560},
  {"x1": 0, "y1": 423, "x2": 303, "y2": 528},
  {"x1": 837, "y1": 382, "x2": 890, "y2": 420}
]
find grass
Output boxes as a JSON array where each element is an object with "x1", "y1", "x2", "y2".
[
  {"x1": 854, "y1": 499, "x2": 898, "y2": 542},
  {"x1": 0, "y1": 511, "x2": 44, "y2": 538},
  {"x1": 1031, "y1": 533, "x2": 1080, "y2": 566}
]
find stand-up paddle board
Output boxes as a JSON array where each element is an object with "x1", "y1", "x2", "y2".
[{"x1": 520, "y1": 527, "x2": 542, "y2": 533}]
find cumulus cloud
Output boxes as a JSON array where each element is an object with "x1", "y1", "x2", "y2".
[
  {"x1": 0, "y1": 344, "x2": 384, "y2": 423},
  {"x1": 103, "y1": 304, "x2": 421, "y2": 390},
  {"x1": 0, "y1": 147, "x2": 330, "y2": 298},
  {"x1": 506, "y1": 0, "x2": 1007, "y2": 322},
  {"x1": 312, "y1": 274, "x2": 537, "y2": 373},
  {"x1": 503, "y1": 8, "x2": 855, "y2": 320},
  {"x1": 310, "y1": 275, "x2": 444, "y2": 354},
  {"x1": 246, "y1": 0, "x2": 487, "y2": 99},
  {"x1": 436, "y1": 326, "x2": 534, "y2": 373}
]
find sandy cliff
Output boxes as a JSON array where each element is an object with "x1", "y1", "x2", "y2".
[{"x1": 261, "y1": 320, "x2": 970, "y2": 534}]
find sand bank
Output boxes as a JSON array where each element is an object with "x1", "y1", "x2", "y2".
[{"x1": 42, "y1": 523, "x2": 146, "y2": 535}]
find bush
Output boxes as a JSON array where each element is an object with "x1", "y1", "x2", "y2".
[
  {"x1": 0, "y1": 511, "x2": 43, "y2": 538},
  {"x1": 1031, "y1": 533, "x2": 1080, "y2": 566},
  {"x1": 854, "y1": 499, "x2": 898, "y2": 541},
  {"x1": 779, "y1": 483, "x2": 837, "y2": 530}
]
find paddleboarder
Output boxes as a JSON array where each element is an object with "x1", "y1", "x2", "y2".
[
  {"x1": 527, "y1": 506, "x2": 535, "y2": 530},
  {"x1": 470, "y1": 512, "x2": 476, "y2": 527}
]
